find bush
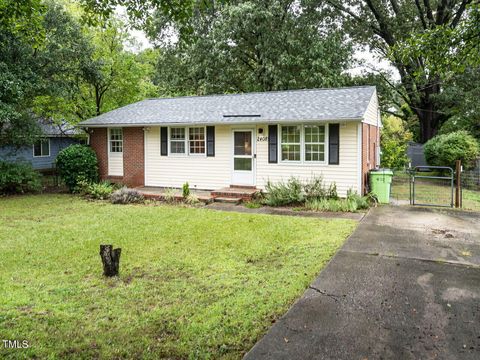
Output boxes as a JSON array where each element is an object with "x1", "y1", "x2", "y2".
[
  {"x1": 305, "y1": 198, "x2": 354, "y2": 212},
  {"x1": 264, "y1": 177, "x2": 304, "y2": 206},
  {"x1": 264, "y1": 177, "x2": 341, "y2": 206},
  {"x1": 304, "y1": 189, "x2": 372, "y2": 213},
  {"x1": 327, "y1": 183, "x2": 339, "y2": 200},
  {"x1": 88, "y1": 182, "x2": 114, "y2": 200},
  {"x1": 163, "y1": 188, "x2": 177, "y2": 203},
  {"x1": 182, "y1": 182, "x2": 190, "y2": 198},
  {"x1": 244, "y1": 201, "x2": 262, "y2": 209},
  {"x1": 380, "y1": 116, "x2": 412, "y2": 169},
  {"x1": 110, "y1": 187, "x2": 144, "y2": 204},
  {"x1": 56, "y1": 145, "x2": 98, "y2": 192},
  {"x1": 0, "y1": 161, "x2": 42, "y2": 194},
  {"x1": 424, "y1": 131, "x2": 479, "y2": 170},
  {"x1": 346, "y1": 190, "x2": 370, "y2": 210},
  {"x1": 305, "y1": 198, "x2": 361, "y2": 213},
  {"x1": 303, "y1": 176, "x2": 326, "y2": 200},
  {"x1": 184, "y1": 194, "x2": 200, "y2": 205}
]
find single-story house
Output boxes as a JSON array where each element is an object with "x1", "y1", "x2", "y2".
[
  {"x1": 79, "y1": 86, "x2": 381, "y2": 197},
  {"x1": 0, "y1": 120, "x2": 80, "y2": 171}
]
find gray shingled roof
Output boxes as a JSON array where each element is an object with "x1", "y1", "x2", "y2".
[
  {"x1": 39, "y1": 119, "x2": 78, "y2": 136},
  {"x1": 79, "y1": 86, "x2": 376, "y2": 127}
]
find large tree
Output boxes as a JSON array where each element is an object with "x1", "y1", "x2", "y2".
[
  {"x1": 149, "y1": 0, "x2": 353, "y2": 95},
  {"x1": 315, "y1": 0, "x2": 474, "y2": 142},
  {"x1": 64, "y1": 20, "x2": 158, "y2": 121},
  {"x1": 0, "y1": 1, "x2": 90, "y2": 147},
  {"x1": 27, "y1": 4, "x2": 157, "y2": 123}
]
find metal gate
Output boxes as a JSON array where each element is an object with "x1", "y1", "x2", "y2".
[{"x1": 409, "y1": 166, "x2": 454, "y2": 207}]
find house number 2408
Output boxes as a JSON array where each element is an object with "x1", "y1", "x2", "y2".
[{"x1": 257, "y1": 136, "x2": 268, "y2": 142}]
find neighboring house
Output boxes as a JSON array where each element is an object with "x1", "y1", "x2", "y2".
[
  {"x1": 0, "y1": 120, "x2": 80, "y2": 171},
  {"x1": 79, "y1": 86, "x2": 381, "y2": 196}
]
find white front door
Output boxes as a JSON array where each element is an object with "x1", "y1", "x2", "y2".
[{"x1": 232, "y1": 129, "x2": 255, "y2": 186}]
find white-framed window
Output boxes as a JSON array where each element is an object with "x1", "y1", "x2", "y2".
[
  {"x1": 170, "y1": 127, "x2": 186, "y2": 154},
  {"x1": 33, "y1": 139, "x2": 50, "y2": 157},
  {"x1": 304, "y1": 125, "x2": 326, "y2": 162},
  {"x1": 279, "y1": 124, "x2": 328, "y2": 163},
  {"x1": 281, "y1": 125, "x2": 301, "y2": 161},
  {"x1": 109, "y1": 128, "x2": 123, "y2": 153},
  {"x1": 188, "y1": 127, "x2": 205, "y2": 154}
]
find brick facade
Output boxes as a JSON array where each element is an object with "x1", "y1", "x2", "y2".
[
  {"x1": 362, "y1": 123, "x2": 380, "y2": 194},
  {"x1": 89, "y1": 128, "x2": 108, "y2": 179},
  {"x1": 122, "y1": 127, "x2": 144, "y2": 187},
  {"x1": 89, "y1": 127, "x2": 145, "y2": 187}
]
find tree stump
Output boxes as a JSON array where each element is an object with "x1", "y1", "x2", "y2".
[{"x1": 99, "y1": 245, "x2": 121, "y2": 277}]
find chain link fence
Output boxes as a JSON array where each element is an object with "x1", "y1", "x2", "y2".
[{"x1": 390, "y1": 166, "x2": 480, "y2": 211}]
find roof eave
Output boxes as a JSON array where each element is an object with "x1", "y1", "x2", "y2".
[{"x1": 78, "y1": 117, "x2": 364, "y2": 128}]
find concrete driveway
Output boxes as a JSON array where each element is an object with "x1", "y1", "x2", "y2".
[{"x1": 245, "y1": 206, "x2": 480, "y2": 360}]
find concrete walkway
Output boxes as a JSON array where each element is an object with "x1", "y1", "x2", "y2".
[{"x1": 245, "y1": 206, "x2": 480, "y2": 360}]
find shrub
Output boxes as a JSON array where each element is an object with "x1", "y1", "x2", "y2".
[
  {"x1": 424, "y1": 131, "x2": 479, "y2": 170},
  {"x1": 0, "y1": 161, "x2": 42, "y2": 194},
  {"x1": 244, "y1": 201, "x2": 262, "y2": 209},
  {"x1": 346, "y1": 190, "x2": 370, "y2": 210},
  {"x1": 163, "y1": 188, "x2": 177, "y2": 203},
  {"x1": 110, "y1": 187, "x2": 144, "y2": 204},
  {"x1": 184, "y1": 194, "x2": 200, "y2": 205},
  {"x1": 56, "y1": 145, "x2": 98, "y2": 192},
  {"x1": 303, "y1": 176, "x2": 326, "y2": 200},
  {"x1": 264, "y1": 178, "x2": 341, "y2": 206},
  {"x1": 305, "y1": 190, "x2": 372, "y2": 213},
  {"x1": 380, "y1": 116, "x2": 412, "y2": 169},
  {"x1": 306, "y1": 198, "x2": 358, "y2": 212},
  {"x1": 264, "y1": 177, "x2": 304, "y2": 206},
  {"x1": 87, "y1": 182, "x2": 114, "y2": 200},
  {"x1": 327, "y1": 183, "x2": 339, "y2": 200},
  {"x1": 182, "y1": 182, "x2": 190, "y2": 198}
]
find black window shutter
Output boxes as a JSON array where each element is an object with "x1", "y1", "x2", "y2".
[
  {"x1": 160, "y1": 127, "x2": 168, "y2": 156},
  {"x1": 329, "y1": 124, "x2": 340, "y2": 165},
  {"x1": 206, "y1": 126, "x2": 215, "y2": 157},
  {"x1": 268, "y1": 125, "x2": 278, "y2": 163}
]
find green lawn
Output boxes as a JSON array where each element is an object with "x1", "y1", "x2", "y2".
[{"x1": 0, "y1": 195, "x2": 356, "y2": 359}]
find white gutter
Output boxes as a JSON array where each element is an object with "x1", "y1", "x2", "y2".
[{"x1": 78, "y1": 117, "x2": 363, "y2": 129}]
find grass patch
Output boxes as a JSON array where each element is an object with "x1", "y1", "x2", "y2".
[
  {"x1": 391, "y1": 175, "x2": 480, "y2": 211},
  {"x1": 0, "y1": 194, "x2": 356, "y2": 359},
  {"x1": 243, "y1": 201, "x2": 262, "y2": 209}
]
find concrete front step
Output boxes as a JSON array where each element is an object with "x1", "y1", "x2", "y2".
[{"x1": 213, "y1": 197, "x2": 242, "y2": 204}]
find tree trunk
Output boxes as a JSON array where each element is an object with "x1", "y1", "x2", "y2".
[
  {"x1": 413, "y1": 96, "x2": 443, "y2": 143},
  {"x1": 410, "y1": 80, "x2": 443, "y2": 143},
  {"x1": 99, "y1": 245, "x2": 121, "y2": 277}
]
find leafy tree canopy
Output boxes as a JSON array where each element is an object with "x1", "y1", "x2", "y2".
[
  {"x1": 0, "y1": 0, "x2": 90, "y2": 147},
  {"x1": 380, "y1": 115, "x2": 412, "y2": 169},
  {"x1": 149, "y1": 0, "x2": 354, "y2": 95},
  {"x1": 310, "y1": 0, "x2": 475, "y2": 142}
]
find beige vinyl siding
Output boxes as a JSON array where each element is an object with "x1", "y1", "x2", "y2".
[
  {"x1": 145, "y1": 126, "x2": 231, "y2": 189},
  {"x1": 363, "y1": 90, "x2": 380, "y2": 126},
  {"x1": 144, "y1": 122, "x2": 361, "y2": 196},
  {"x1": 256, "y1": 122, "x2": 360, "y2": 197}
]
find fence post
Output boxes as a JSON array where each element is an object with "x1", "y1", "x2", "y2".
[{"x1": 455, "y1": 160, "x2": 461, "y2": 208}]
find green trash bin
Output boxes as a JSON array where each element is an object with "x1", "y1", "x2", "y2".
[{"x1": 369, "y1": 169, "x2": 394, "y2": 204}]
